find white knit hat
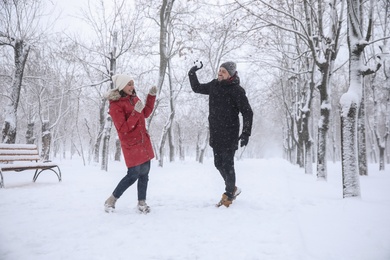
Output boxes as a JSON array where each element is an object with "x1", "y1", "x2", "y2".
[{"x1": 112, "y1": 74, "x2": 134, "y2": 91}]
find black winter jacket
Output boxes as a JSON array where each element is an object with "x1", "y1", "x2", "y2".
[{"x1": 189, "y1": 71, "x2": 253, "y2": 150}]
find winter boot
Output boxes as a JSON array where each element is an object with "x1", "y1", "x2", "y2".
[
  {"x1": 104, "y1": 194, "x2": 117, "y2": 213},
  {"x1": 233, "y1": 186, "x2": 241, "y2": 200},
  {"x1": 137, "y1": 200, "x2": 151, "y2": 214},
  {"x1": 216, "y1": 193, "x2": 233, "y2": 208}
]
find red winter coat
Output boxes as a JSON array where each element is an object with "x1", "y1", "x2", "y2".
[{"x1": 108, "y1": 91, "x2": 156, "y2": 168}]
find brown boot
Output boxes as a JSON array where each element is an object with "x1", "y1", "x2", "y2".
[
  {"x1": 104, "y1": 194, "x2": 117, "y2": 213},
  {"x1": 216, "y1": 193, "x2": 233, "y2": 208}
]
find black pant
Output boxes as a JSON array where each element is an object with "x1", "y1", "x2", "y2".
[{"x1": 213, "y1": 148, "x2": 236, "y2": 198}]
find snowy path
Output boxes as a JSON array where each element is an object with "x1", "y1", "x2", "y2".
[{"x1": 0, "y1": 158, "x2": 389, "y2": 260}]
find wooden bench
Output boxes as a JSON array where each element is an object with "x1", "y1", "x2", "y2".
[{"x1": 0, "y1": 144, "x2": 62, "y2": 188}]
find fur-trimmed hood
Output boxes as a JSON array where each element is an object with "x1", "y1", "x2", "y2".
[
  {"x1": 104, "y1": 89, "x2": 138, "y2": 101},
  {"x1": 104, "y1": 89, "x2": 122, "y2": 101}
]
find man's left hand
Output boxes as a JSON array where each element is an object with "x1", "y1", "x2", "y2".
[{"x1": 239, "y1": 133, "x2": 249, "y2": 147}]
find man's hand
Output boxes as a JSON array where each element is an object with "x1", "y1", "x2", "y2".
[
  {"x1": 189, "y1": 60, "x2": 203, "y2": 75},
  {"x1": 239, "y1": 133, "x2": 249, "y2": 147}
]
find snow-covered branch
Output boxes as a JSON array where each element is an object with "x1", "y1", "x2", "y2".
[
  {"x1": 234, "y1": 0, "x2": 309, "y2": 43},
  {"x1": 368, "y1": 36, "x2": 390, "y2": 46},
  {"x1": 361, "y1": 61, "x2": 382, "y2": 76}
]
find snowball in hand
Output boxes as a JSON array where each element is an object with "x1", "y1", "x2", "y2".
[{"x1": 194, "y1": 60, "x2": 203, "y2": 69}]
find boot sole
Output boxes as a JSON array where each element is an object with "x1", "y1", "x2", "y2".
[
  {"x1": 215, "y1": 200, "x2": 232, "y2": 208},
  {"x1": 137, "y1": 206, "x2": 151, "y2": 214},
  {"x1": 216, "y1": 190, "x2": 241, "y2": 207},
  {"x1": 104, "y1": 206, "x2": 115, "y2": 213}
]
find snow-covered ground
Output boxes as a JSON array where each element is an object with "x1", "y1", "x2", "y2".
[{"x1": 0, "y1": 157, "x2": 389, "y2": 260}]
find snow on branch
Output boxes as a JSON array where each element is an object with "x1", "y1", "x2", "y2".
[
  {"x1": 234, "y1": 0, "x2": 309, "y2": 43},
  {"x1": 360, "y1": 61, "x2": 382, "y2": 76},
  {"x1": 368, "y1": 36, "x2": 390, "y2": 46},
  {"x1": 0, "y1": 31, "x2": 16, "y2": 45}
]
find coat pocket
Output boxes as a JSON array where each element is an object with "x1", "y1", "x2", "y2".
[{"x1": 122, "y1": 132, "x2": 142, "y2": 147}]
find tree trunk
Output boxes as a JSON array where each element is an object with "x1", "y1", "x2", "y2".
[
  {"x1": 198, "y1": 127, "x2": 209, "y2": 164},
  {"x1": 147, "y1": 0, "x2": 175, "y2": 130},
  {"x1": 316, "y1": 62, "x2": 332, "y2": 180},
  {"x1": 288, "y1": 115, "x2": 296, "y2": 164},
  {"x1": 2, "y1": 40, "x2": 30, "y2": 144},
  {"x1": 331, "y1": 123, "x2": 338, "y2": 163},
  {"x1": 358, "y1": 91, "x2": 368, "y2": 175},
  {"x1": 283, "y1": 123, "x2": 293, "y2": 163},
  {"x1": 339, "y1": 0, "x2": 376, "y2": 198},
  {"x1": 26, "y1": 122, "x2": 35, "y2": 144},
  {"x1": 41, "y1": 120, "x2": 51, "y2": 161},
  {"x1": 316, "y1": 106, "x2": 329, "y2": 179},
  {"x1": 296, "y1": 138, "x2": 304, "y2": 168},
  {"x1": 340, "y1": 102, "x2": 361, "y2": 198},
  {"x1": 62, "y1": 139, "x2": 66, "y2": 159},
  {"x1": 304, "y1": 139, "x2": 313, "y2": 175},
  {"x1": 371, "y1": 74, "x2": 388, "y2": 171},
  {"x1": 168, "y1": 127, "x2": 175, "y2": 162},
  {"x1": 177, "y1": 122, "x2": 185, "y2": 161},
  {"x1": 101, "y1": 31, "x2": 117, "y2": 171},
  {"x1": 379, "y1": 147, "x2": 385, "y2": 171},
  {"x1": 94, "y1": 99, "x2": 106, "y2": 163},
  {"x1": 168, "y1": 61, "x2": 175, "y2": 163},
  {"x1": 158, "y1": 54, "x2": 176, "y2": 167},
  {"x1": 158, "y1": 111, "x2": 174, "y2": 167},
  {"x1": 387, "y1": 139, "x2": 390, "y2": 164},
  {"x1": 301, "y1": 79, "x2": 315, "y2": 174},
  {"x1": 196, "y1": 132, "x2": 201, "y2": 161},
  {"x1": 101, "y1": 116, "x2": 112, "y2": 171}
]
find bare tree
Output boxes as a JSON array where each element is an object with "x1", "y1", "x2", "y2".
[
  {"x1": 340, "y1": 0, "x2": 381, "y2": 198},
  {"x1": 370, "y1": 75, "x2": 389, "y2": 171},
  {"x1": 0, "y1": 0, "x2": 43, "y2": 143},
  {"x1": 0, "y1": 1, "x2": 66, "y2": 159},
  {"x1": 155, "y1": 0, "x2": 176, "y2": 167},
  {"x1": 370, "y1": 0, "x2": 390, "y2": 171},
  {"x1": 235, "y1": 0, "x2": 346, "y2": 177},
  {"x1": 142, "y1": 0, "x2": 196, "y2": 166}
]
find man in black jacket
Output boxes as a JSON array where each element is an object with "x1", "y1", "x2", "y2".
[{"x1": 188, "y1": 61, "x2": 253, "y2": 207}]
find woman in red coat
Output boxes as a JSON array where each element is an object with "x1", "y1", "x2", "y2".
[{"x1": 104, "y1": 74, "x2": 157, "y2": 214}]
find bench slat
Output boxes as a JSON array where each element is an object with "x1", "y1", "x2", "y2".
[
  {"x1": 0, "y1": 144, "x2": 37, "y2": 150},
  {"x1": 0, "y1": 155, "x2": 41, "y2": 162},
  {"x1": 0, "y1": 161, "x2": 58, "y2": 168},
  {"x1": 0, "y1": 150, "x2": 39, "y2": 156}
]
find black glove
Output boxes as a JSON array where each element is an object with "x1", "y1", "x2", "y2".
[
  {"x1": 189, "y1": 60, "x2": 203, "y2": 75},
  {"x1": 239, "y1": 133, "x2": 249, "y2": 147}
]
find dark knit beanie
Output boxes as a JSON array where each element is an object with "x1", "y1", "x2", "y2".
[{"x1": 220, "y1": 61, "x2": 237, "y2": 76}]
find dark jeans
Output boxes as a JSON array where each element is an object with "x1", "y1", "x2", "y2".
[
  {"x1": 112, "y1": 160, "x2": 150, "y2": 201},
  {"x1": 213, "y1": 148, "x2": 236, "y2": 198}
]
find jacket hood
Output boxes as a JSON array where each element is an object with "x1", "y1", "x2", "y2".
[
  {"x1": 104, "y1": 89, "x2": 138, "y2": 101},
  {"x1": 104, "y1": 89, "x2": 122, "y2": 101}
]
